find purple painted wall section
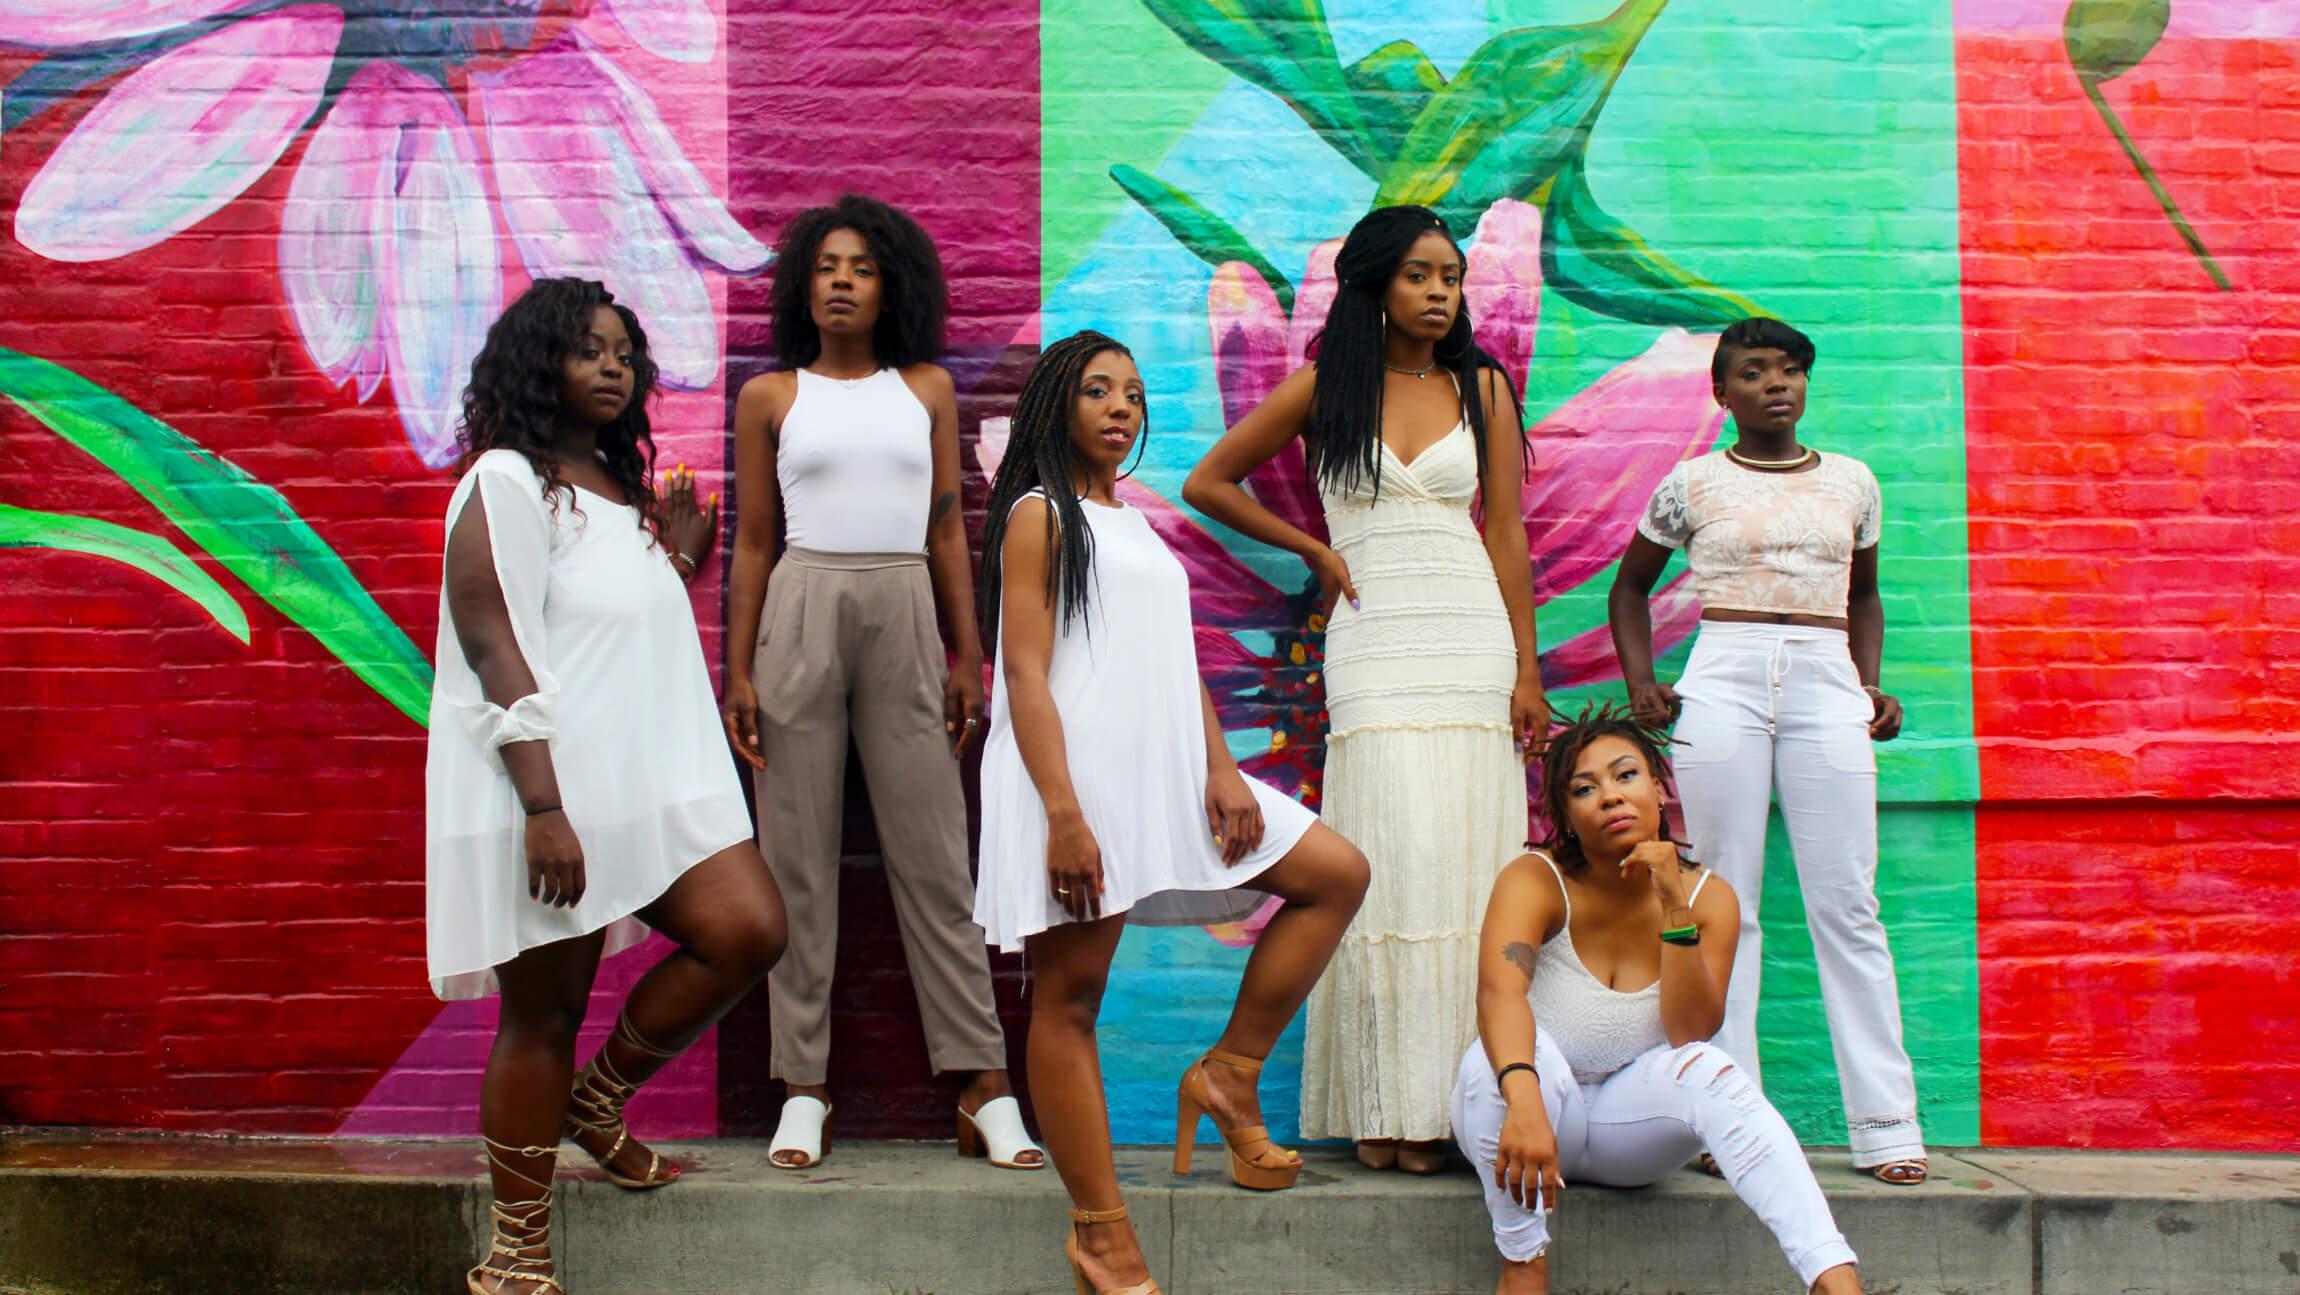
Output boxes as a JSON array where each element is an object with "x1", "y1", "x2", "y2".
[{"x1": 714, "y1": 0, "x2": 1042, "y2": 1137}]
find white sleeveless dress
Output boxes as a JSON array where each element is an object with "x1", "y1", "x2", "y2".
[
  {"x1": 1298, "y1": 421, "x2": 1530, "y2": 1142},
  {"x1": 972, "y1": 492, "x2": 1317, "y2": 952}
]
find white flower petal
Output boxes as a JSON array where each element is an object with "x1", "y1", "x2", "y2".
[
  {"x1": 601, "y1": 0, "x2": 718, "y2": 64},
  {"x1": 15, "y1": 6, "x2": 342, "y2": 261}
]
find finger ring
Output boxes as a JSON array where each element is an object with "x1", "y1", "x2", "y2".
[
  {"x1": 1056, "y1": 887, "x2": 1071, "y2": 896},
  {"x1": 964, "y1": 717, "x2": 979, "y2": 728}
]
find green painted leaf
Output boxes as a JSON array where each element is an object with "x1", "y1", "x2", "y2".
[
  {"x1": 1375, "y1": 0, "x2": 1669, "y2": 233},
  {"x1": 0, "y1": 348, "x2": 434, "y2": 725},
  {"x1": 0, "y1": 502, "x2": 250, "y2": 643},
  {"x1": 1345, "y1": 40, "x2": 1444, "y2": 171},
  {"x1": 2064, "y1": 0, "x2": 2169, "y2": 84},
  {"x1": 1136, "y1": 0, "x2": 1384, "y2": 179},
  {"x1": 1110, "y1": 164, "x2": 1296, "y2": 311},
  {"x1": 1540, "y1": 158, "x2": 1761, "y2": 329}
]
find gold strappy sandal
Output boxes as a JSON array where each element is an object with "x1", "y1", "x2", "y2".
[
  {"x1": 1173, "y1": 1048, "x2": 1303, "y2": 1191},
  {"x1": 1064, "y1": 1204, "x2": 1161, "y2": 1295},
  {"x1": 565, "y1": 1011, "x2": 682, "y2": 1190},
  {"x1": 468, "y1": 1137, "x2": 561, "y2": 1295}
]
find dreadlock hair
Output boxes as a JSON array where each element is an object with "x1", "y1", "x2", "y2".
[
  {"x1": 769, "y1": 194, "x2": 947, "y2": 370},
  {"x1": 1305, "y1": 204, "x2": 1523, "y2": 501},
  {"x1": 978, "y1": 330, "x2": 1145, "y2": 646},
  {"x1": 1536, "y1": 701, "x2": 1680, "y2": 875},
  {"x1": 455, "y1": 277, "x2": 665, "y2": 545}
]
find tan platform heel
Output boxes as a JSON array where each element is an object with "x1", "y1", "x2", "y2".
[
  {"x1": 1064, "y1": 1204, "x2": 1161, "y2": 1295},
  {"x1": 1172, "y1": 1047, "x2": 1303, "y2": 1191}
]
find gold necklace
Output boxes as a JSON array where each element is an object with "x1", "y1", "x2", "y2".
[
  {"x1": 1724, "y1": 443, "x2": 1816, "y2": 472},
  {"x1": 1384, "y1": 362, "x2": 1435, "y2": 379}
]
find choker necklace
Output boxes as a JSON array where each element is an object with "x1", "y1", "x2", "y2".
[
  {"x1": 1384, "y1": 361, "x2": 1435, "y2": 379},
  {"x1": 1724, "y1": 444, "x2": 1816, "y2": 472}
]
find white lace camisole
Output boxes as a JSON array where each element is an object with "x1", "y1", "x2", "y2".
[{"x1": 1524, "y1": 851, "x2": 1713, "y2": 1085}]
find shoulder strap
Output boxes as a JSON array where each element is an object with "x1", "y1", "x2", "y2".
[
  {"x1": 1686, "y1": 867, "x2": 1714, "y2": 906},
  {"x1": 1528, "y1": 849, "x2": 1570, "y2": 923}
]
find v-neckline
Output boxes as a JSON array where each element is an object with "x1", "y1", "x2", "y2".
[{"x1": 1381, "y1": 420, "x2": 1464, "y2": 473}]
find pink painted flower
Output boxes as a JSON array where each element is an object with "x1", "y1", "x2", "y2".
[{"x1": 6, "y1": 1, "x2": 761, "y2": 466}]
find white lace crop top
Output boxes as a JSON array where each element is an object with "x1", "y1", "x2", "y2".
[
  {"x1": 1636, "y1": 450, "x2": 1882, "y2": 617},
  {"x1": 1525, "y1": 852, "x2": 1713, "y2": 1084}
]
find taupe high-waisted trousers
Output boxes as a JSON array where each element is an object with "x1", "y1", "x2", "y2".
[{"x1": 753, "y1": 549, "x2": 1005, "y2": 1084}]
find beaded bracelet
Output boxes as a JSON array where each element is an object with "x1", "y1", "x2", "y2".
[{"x1": 1660, "y1": 923, "x2": 1701, "y2": 946}]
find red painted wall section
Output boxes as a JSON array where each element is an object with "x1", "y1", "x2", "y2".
[
  {"x1": 1960, "y1": 30, "x2": 2300, "y2": 1149},
  {"x1": 0, "y1": 105, "x2": 446, "y2": 1131}
]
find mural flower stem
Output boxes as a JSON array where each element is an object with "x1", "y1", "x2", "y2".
[
  {"x1": 0, "y1": 348, "x2": 434, "y2": 725},
  {"x1": 0, "y1": 501, "x2": 250, "y2": 642},
  {"x1": 2065, "y1": 0, "x2": 2230, "y2": 290}
]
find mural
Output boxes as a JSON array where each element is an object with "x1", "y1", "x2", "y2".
[{"x1": 0, "y1": 0, "x2": 2291, "y2": 1152}]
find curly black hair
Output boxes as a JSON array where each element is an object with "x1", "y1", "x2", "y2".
[
  {"x1": 1306, "y1": 204, "x2": 1523, "y2": 501},
  {"x1": 455, "y1": 277, "x2": 666, "y2": 545},
  {"x1": 769, "y1": 194, "x2": 948, "y2": 370},
  {"x1": 978, "y1": 330, "x2": 1144, "y2": 644},
  {"x1": 1536, "y1": 701, "x2": 1680, "y2": 874}
]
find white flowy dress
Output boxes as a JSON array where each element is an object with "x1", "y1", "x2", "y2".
[
  {"x1": 972, "y1": 491, "x2": 1316, "y2": 953},
  {"x1": 1297, "y1": 421, "x2": 1529, "y2": 1142},
  {"x1": 425, "y1": 450, "x2": 753, "y2": 999}
]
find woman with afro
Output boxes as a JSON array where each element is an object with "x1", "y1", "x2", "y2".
[
  {"x1": 723, "y1": 195, "x2": 1036, "y2": 1173},
  {"x1": 427, "y1": 278, "x2": 788, "y2": 1294}
]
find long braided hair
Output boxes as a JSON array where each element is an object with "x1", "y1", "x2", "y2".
[
  {"x1": 455, "y1": 277, "x2": 666, "y2": 545},
  {"x1": 1306, "y1": 204, "x2": 1523, "y2": 501},
  {"x1": 979, "y1": 330, "x2": 1145, "y2": 644}
]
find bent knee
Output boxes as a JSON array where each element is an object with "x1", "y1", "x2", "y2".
[
  {"x1": 699, "y1": 905, "x2": 788, "y2": 983},
  {"x1": 1328, "y1": 841, "x2": 1371, "y2": 906}
]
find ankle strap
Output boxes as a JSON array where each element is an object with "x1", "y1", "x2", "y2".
[
  {"x1": 1069, "y1": 1204, "x2": 1130, "y2": 1225},
  {"x1": 613, "y1": 1010, "x2": 681, "y2": 1060},
  {"x1": 1203, "y1": 1047, "x2": 1265, "y2": 1074}
]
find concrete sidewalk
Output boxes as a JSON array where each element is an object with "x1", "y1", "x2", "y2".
[{"x1": 1, "y1": 1133, "x2": 2294, "y2": 1294}]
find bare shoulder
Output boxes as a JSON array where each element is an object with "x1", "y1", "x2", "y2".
[
  {"x1": 896, "y1": 361, "x2": 956, "y2": 402},
  {"x1": 1476, "y1": 363, "x2": 1516, "y2": 410},
  {"x1": 735, "y1": 369, "x2": 795, "y2": 416},
  {"x1": 1493, "y1": 850, "x2": 1567, "y2": 917},
  {"x1": 1689, "y1": 866, "x2": 1737, "y2": 915}
]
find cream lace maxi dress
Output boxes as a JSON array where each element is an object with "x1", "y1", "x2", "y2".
[
  {"x1": 426, "y1": 450, "x2": 754, "y2": 999},
  {"x1": 1297, "y1": 419, "x2": 1529, "y2": 1143}
]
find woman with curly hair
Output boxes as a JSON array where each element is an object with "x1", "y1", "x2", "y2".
[
  {"x1": 975, "y1": 330, "x2": 1366, "y2": 1295},
  {"x1": 1186, "y1": 204, "x2": 1547, "y2": 1171},
  {"x1": 428, "y1": 278, "x2": 788, "y2": 1294},
  {"x1": 1452, "y1": 705, "x2": 1862, "y2": 1295},
  {"x1": 723, "y1": 195, "x2": 1035, "y2": 1172}
]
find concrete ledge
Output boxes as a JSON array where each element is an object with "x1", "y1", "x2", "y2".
[{"x1": 2, "y1": 1134, "x2": 2294, "y2": 1294}]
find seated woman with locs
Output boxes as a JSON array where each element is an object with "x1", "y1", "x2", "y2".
[{"x1": 1452, "y1": 705, "x2": 1864, "y2": 1295}]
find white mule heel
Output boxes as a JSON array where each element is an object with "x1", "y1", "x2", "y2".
[
  {"x1": 768, "y1": 1095, "x2": 832, "y2": 1171},
  {"x1": 956, "y1": 1095, "x2": 1045, "y2": 1170}
]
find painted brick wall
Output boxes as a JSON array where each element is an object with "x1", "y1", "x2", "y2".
[{"x1": 0, "y1": 2, "x2": 2293, "y2": 1153}]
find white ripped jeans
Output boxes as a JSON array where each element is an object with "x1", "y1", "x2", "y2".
[
  {"x1": 1671, "y1": 621, "x2": 1922, "y2": 1165},
  {"x1": 1452, "y1": 1031, "x2": 1857, "y2": 1289}
]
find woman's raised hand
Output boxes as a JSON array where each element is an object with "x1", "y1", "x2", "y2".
[{"x1": 663, "y1": 464, "x2": 719, "y2": 574}]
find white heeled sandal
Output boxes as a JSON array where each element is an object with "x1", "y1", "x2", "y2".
[
  {"x1": 956, "y1": 1095, "x2": 1045, "y2": 1170},
  {"x1": 769, "y1": 1094, "x2": 832, "y2": 1170}
]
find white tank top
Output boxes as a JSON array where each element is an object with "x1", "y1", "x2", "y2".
[
  {"x1": 1524, "y1": 852, "x2": 1712, "y2": 1084},
  {"x1": 777, "y1": 367, "x2": 933, "y2": 553}
]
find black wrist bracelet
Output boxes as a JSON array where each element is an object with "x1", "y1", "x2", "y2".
[
  {"x1": 523, "y1": 803, "x2": 562, "y2": 817},
  {"x1": 1496, "y1": 1061, "x2": 1538, "y2": 1090}
]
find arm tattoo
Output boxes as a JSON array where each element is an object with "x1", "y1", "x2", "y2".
[
  {"x1": 930, "y1": 489, "x2": 958, "y2": 526},
  {"x1": 1502, "y1": 942, "x2": 1538, "y2": 979}
]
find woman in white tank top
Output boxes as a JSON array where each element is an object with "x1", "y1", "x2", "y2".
[
  {"x1": 1453, "y1": 705, "x2": 1864, "y2": 1294},
  {"x1": 723, "y1": 196, "x2": 1035, "y2": 1173}
]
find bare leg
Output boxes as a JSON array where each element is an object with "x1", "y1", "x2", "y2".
[
  {"x1": 473, "y1": 931, "x2": 606, "y2": 1294},
  {"x1": 1496, "y1": 1254, "x2": 1549, "y2": 1295},
  {"x1": 1811, "y1": 1264, "x2": 1862, "y2": 1295},
  {"x1": 1197, "y1": 824, "x2": 1369, "y2": 1142},
  {"x1": 1027, "y1": 915, "x2": 1154, "y2": 1292},
  {"x1": 564, "y1": 841, "x2": 788, "y2": 1183}
]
